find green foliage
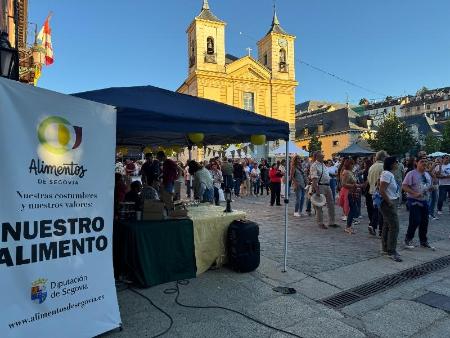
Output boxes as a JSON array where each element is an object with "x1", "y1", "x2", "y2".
[
  {"x1": 368, "y1": 114, "x2": 415, "y2": 156},
  {"x1": 359, "y1": 98, "x2": 369, "y2": 105},
  {"x1": 308, "y1": 134, "x2": 322, "y2": 153},
  {"x1": 441, "y1": 121, "x2": 450, "y2": 153},
  {"x1": 416, "y1": 86, "x2": 429, "y2": 96},
  {"x1": 423, "y1": 133, "x2": 441, "y2": 154}
]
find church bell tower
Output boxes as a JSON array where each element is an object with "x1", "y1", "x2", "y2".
[
  {"x1": 186, "y1": 0, "x2": 226, "y2": 74},
  {"x1": 257, "y1": 9, "x2": 296, "y2": 81}
]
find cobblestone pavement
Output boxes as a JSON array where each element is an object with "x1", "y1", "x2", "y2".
[{"x1": 231, "y1": 193, "x2": 450, "y2": 275}]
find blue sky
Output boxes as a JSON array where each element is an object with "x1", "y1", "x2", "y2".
[{"x1": 29, "y1": 0, "x2": 450, "y2": 105}]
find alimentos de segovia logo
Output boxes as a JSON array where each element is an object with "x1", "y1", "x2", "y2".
[{"x1": 37, "y1": 116, "x2": 82, "y2": 155}]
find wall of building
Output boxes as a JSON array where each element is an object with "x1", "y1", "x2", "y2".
[
  {"x1": 401, "y1": 99, "x2": 450, "y2": 117},
  {"x1": 295, "y1": 132, "x2": 354, "y2": 160}
]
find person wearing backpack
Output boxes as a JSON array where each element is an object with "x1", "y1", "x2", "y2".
[
  {"x1": 367, "y1": 150, "x2": 388, "y2": 236},
  {"x1": 379, "y1": 156, "x2": 402, "y2": 262}
]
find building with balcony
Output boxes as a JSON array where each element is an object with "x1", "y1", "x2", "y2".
[
  {"x1": 362, "y1": 97, "x2": 409, "y2": 126},
  {"x1": 401, "y1": 87, "x2": 450, "y2": 117}
]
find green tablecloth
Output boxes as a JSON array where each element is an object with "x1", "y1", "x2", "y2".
[{"x1": 115, "y1": 219, "x2": 196, "y2": 288}]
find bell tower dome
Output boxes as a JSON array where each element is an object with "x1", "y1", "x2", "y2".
[
  {"x1": 186, "y1": 0, "x2": 226, "y2": 74},
  {"x1": 257, "y1": 9, "x2": 296, "y2": 81}
]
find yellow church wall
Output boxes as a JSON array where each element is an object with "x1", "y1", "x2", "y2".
[{"x1": 178, "y1": 4, "x2": 298, "y2": 143}]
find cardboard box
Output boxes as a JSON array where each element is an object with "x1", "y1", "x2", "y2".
[
  {"x1": 143, "y1": 200, "x2": 165, "y2": 213},
  {"x1": 168, "y1": 209, "x2": 188, "y2": 218}
]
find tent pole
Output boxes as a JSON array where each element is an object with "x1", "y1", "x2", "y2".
[
  {"x1": 188, "y1": 146, "x2": 193, "y2": 201},
  {"x1": 283, "y1": 139, "x2": 289, "y2": 272}
]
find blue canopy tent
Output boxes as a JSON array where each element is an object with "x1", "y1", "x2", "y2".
[
  {"x1": 73, "y1": 84, "x2": 292, "y2": 271},
  {"x1": 73, "y1": 85, "x2": 289, "y2": 146}
]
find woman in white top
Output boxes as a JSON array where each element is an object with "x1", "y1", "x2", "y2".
[{"x1": 379, "y1": 156, "x2": 402, "y2": 262}]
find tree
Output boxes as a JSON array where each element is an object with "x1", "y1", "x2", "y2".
[
  {"x1": 359, "y1": 98, "x2": 369, "y2": 105},
  {"x1": 368, "y1": 115, "x2": 415, "y2": 156},
  {"x1": 416, "y1": 86, "x2": 429, "y2": 96},
  {"x1": 441, "y1": 121, "x2": 450, "y2": 153},
  {"x1": 308, "y1": 134, "x2": 322, "y2": 153},
  {"x1": 423, "y1": 133, "x2": 441, "y2": 154}
]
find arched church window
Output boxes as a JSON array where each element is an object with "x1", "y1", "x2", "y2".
[
  {"x1": 279, "y1": 48, "x2": 287, "y2": 72},
  {"x1": 279, "y1": 49, "x2": 286, "y2": 63},
  {"x1": 189, "y1": 39, "x2": 196, "y2": 67},
  {"x1": 207, "y1": 37, "x2": 215, "y2": 55}
]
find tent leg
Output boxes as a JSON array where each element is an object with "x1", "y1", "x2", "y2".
[
  {"x1": 188, "y1": 146, "x2": 193, "y2": 201},
  {"x1": 283, "y1": 140, "x2": 289, "y2": 273}
]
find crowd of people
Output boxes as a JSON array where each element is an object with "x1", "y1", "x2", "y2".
[
  {"x1": 114, "y1": 148, "x2": 450, "y2": 263},
  {"x1": 299, "y1": 150, "x2": 450, "y2": 262}
]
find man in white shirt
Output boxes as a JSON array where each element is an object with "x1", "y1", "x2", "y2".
[
  {"x1": 326, "y1": 160, "x2": 338, "y2": 202},
  {"x1": 367, "y1": 150, "x2": 388, "y2": 236},
  {"x1": 435, "y1": 155, "x2": 450, "y2": 214}
]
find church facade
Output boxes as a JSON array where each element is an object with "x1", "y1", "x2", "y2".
[{"x1": 177, "y1": 0, "x2": 298, "y2": 141}]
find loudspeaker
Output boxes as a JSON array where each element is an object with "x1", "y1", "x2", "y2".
[{"x1": 227, "y1": 220, "x2": 260, "y2": 272}]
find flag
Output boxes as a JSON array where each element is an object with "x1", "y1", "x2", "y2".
[{"x1": 37, "y1": 14, "x2": 54, "y2": 65}]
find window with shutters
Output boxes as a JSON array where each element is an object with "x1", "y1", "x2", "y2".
[{"x1": 243, "y1": 92, "x2": 255, "y2": 112}]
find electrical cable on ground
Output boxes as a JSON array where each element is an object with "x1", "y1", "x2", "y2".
[
  {"x1": 128, "y1": 287, "x2": 174, "y2": 338},
  {"x1": 163, "y1": 280, "x2": 304, "y2": 338}
]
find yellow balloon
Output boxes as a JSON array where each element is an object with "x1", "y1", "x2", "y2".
[
  {"x1": 188, "y1": 133, "x2": 204, "y2": 144},
  {"x1": 251, "y1": 134, "x2": 266, "y2": 145}
]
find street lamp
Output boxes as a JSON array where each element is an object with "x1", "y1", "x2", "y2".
[{"x1": 0, "y1": 31, "x2": 19, "y2": 80}]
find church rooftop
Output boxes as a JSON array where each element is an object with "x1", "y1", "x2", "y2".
[
  {"x1": 196, "y1": 0, "x2": 224, "y2": 23},
  {"x1": 266, "y1": 10, "x2": 291, "y2": 36}
]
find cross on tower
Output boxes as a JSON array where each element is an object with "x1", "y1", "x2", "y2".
[{"x1": 246, "y1": 47, "x2": 252, "y2": 57}]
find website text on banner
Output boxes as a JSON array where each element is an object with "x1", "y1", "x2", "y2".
[{"x1": 0, "y1": 78, "x2": 121, "y2": 338}]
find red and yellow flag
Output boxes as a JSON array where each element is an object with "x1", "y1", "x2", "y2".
[{"x1": 37, "y1": 14, "x2": 54, "y2": 66}]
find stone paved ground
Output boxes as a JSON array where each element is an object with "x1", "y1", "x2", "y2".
[
  {"x1": 233, "y1": 193, "x2": 450, "y2": 275},
  {"x1": 104, "y1": 193, "x2": 450, "y2": 338}
]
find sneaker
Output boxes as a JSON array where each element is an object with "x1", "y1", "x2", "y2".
[
  {"x1": 420, "y1": 242, "x2": 436, "y2": 250},
  {"x1": 293, "y1": 212, "x2": 300, "y2": 217},
  {"x1": 353, "y1": 220, "x2": 360, "y2": 225},
  {"x1": 358, "y1": 215, "x2": 363, "y2": 219},
  {"x1": 388, "y1": 252, "x2": 403, "y2": 262},
  {"x1": 301, "y1": 212, "x2": 308, "y2": 217},
  {"x1": 404, "y1": 240, "x2": 415, "y2": 249},
  {"x1": 368, "y1": 226, "x2": 376, "y2": 236},
  {"x1": 341, "y1": 215, "x2": 347, "y2": 221},
  {"x1": 430, "y1": 215, "x2": 439, "y2": 220},
  {"x1": 437, "y1": 211, "x2": 443, "y2": 215}
]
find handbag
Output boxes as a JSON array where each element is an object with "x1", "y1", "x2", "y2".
[{"x1": 218, "y1": 188, "x2": 226, "y2": 202}]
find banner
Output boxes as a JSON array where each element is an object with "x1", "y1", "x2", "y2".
[{"x1": 0, "y1": 78, "x2": 121, "y2": 338}]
